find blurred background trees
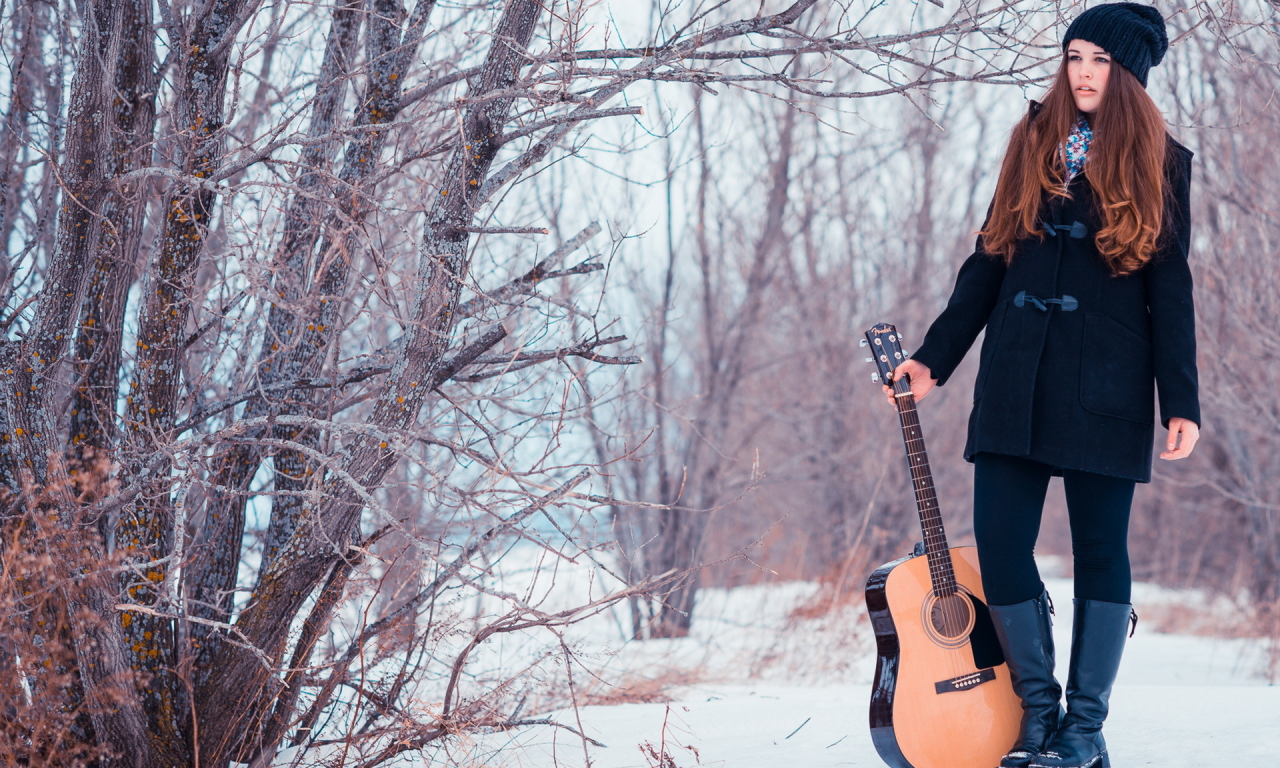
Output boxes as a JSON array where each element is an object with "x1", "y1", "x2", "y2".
[{"x1": 593, "y1": 0, "x2": 1280, "y2": 655}]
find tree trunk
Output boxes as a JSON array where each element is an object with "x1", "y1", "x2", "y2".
[{"x1": 194, "y1": 4, "x2": 545, "y2": 763}]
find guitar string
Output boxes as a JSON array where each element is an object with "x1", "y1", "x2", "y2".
[
  {"x1": 900, "y1": 399, "x2": 967, "y2": 652},
  {"x1": 894, "y1": 384, "x2": 958, "y2": 595},
  {"x1": 892, "y1": 372, "x2": 970, "y2": 676},
  {"x1": 877, "y1": 332, "x2": 971, "y2": 674},
  {"x1": 899, "y1": 427, "x2": 955, "y2": 593},
  {"x1": 878, "y1": 338, "x2": 960, "y2": 650},
  {"x1": 903, "y1": 421, "x2": 955, "y2": 591}
]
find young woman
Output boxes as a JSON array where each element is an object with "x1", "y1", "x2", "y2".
[{"x1": 883, "y1": 4, "x2": 1199, "y2": 768}]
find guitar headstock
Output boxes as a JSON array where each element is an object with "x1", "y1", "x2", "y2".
[{"x1": 861, "y1": 323, "x2": 909, "y2": 386}]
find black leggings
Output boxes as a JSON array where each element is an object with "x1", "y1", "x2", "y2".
[{"x1": 973, "y1": 452, "x2": 1135, "y2": 607}]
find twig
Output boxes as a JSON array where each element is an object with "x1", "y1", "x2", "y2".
[
  {"x1": 290, "y1": 470, "x2": 593, "y2": 745},
  {"x1": 488, "y1": 718, "x2": 606, "y2": 748},
  {"x1": 455, "y1": 221, "x2": 602, "y2": 317},
  {"x1": 455, "y1": 336, "x2": 640, "y2": 381},
  {"x1": 449, "y1": 225, "x2": 549, "y2": 235},
  {"x1": 184, "y1": 290, "x2": 247, "y2": 349},
  {"x1": 500, "y1": 106, "x2": 643, "y2": 145},
  {"x1": 171, "y1": 324, "x2": 509, "y2": 432},
  {"x1": 115, "y1": 603, "x2": 275, "y2": 673},
  {"x1": 785, "y1": 717, "x2": 811, "y2": 739}
]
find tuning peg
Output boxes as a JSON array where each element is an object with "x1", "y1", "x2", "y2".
[
  {"x1": 859, "y1": 339, "x2": 868, "y2": 347},
  {"x1": 871, "y1": 373, "x2": 880, "y2": 382},
  {"x1": 865, "y1": 357, "x2": 874, "y2": 363},
  {"x1": 903, "y1": 350, "x2": 911, "y2": 357}
]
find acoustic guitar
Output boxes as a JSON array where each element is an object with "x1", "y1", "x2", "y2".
[{"x1": 862, "y1": 322, "x2": 1022, "y2": 768}]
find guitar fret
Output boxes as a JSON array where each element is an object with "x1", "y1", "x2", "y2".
[
  {"x1": 890, "y1": 379, "x2": 956, "y2": 594},
  {"x1": 868, "y1": 327, "x2": 963, "y2": 597}
]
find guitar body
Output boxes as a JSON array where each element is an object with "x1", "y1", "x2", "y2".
[{"x1": 866, "y1": 545, "x2": 1022, "y2": 768}]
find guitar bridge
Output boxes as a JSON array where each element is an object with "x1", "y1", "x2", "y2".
[{"x1": 934, "y1": 667, "x2": 996, "y2": 694}]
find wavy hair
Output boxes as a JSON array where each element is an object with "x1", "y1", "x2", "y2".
[{"x1": 981, "y1": 57, "x2": 1169, "y2": 275}]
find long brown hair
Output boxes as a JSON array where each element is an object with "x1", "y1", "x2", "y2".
[{"x1": 981, "y1": 57, "x2": 1168, "y2": 275}]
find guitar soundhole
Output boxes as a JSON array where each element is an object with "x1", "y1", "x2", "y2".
[
  {"x1": 920, "y1": 588, "x2": 978, "y2": 649},
  {"x1": 930, "y1": 594, "x2": 973, "y2": 639}
]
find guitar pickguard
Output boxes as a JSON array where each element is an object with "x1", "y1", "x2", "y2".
[{"x1": 966, "y1": 592, "x2": 1006, "y2": 670}]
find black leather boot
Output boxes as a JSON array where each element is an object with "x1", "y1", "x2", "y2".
[
  {"x1": 988, "y1": 590, "x2": 1064, "y2": 768},
  {"x1": 1029, "y1": 599, "x2": 1135, "y2": 768}
]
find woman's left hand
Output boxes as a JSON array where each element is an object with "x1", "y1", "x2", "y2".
[{"x1": 1159, "y1": 417, "x2": 1200, "y2": 460}]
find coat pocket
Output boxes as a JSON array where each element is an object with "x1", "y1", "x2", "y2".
[
  {"x1": 973, "y1": 299, "x2": 1010, "y2": 402},
  {"x1": 1079, "y1": 312, "x2": 1155, "y2": 424}
]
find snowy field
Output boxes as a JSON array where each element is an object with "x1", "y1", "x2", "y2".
[
  {"x1": 288, "y1": 551, "x2": 1279, "y2": 768},
  {"x1": 448, "y1": 555, "x2": 1280, "y2": 768}
]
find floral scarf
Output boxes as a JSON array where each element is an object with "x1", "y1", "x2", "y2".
[{"x1": 1063, "y1": 115, "x2": 1092, "y2": 185}]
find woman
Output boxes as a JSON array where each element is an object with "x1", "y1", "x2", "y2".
[{"x1": 884, "y1": 4, "x2": 1199, "y2": 768}]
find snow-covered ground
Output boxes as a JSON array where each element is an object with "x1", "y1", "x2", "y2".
[
  {"x1": 501, "y1": 680, "x2": 1280, "y2": 768},
  {"x1": 462, "y1": 556, "x2": 1279, "y2": 768},
  {"x1": 284, "y1": 549, "x2": 1277, "y2": 767}
]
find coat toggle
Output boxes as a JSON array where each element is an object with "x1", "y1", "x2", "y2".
[
  {"x1": 1014, "y1": 291, "x2": 1079, "y2": 312},
  {"x1": 1042, "y1": 220, "x2": 1089, "y2": 238}
]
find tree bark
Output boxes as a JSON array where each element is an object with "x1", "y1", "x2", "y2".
[
  {"x1": 0, "y1": 2, "x2": 162, "y2": 764},
  {"x1": 68, "y1": 0, "x2": 158, "y2": 528},
  {"x1": 114, "y1": 0, "x2": 263, "y2": 760}
]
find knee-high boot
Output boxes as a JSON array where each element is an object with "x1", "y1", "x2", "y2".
[
  {"x1": 988, "y1": 590, "x2": 1064, "y2": 768},
  {"x1": 1030, "y1": 599, "x2": 1135, "y2": 768}
]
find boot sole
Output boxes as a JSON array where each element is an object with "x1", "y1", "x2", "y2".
[{"x1": 1028, "y1": 753, "x2": 1108, "y2": 768}]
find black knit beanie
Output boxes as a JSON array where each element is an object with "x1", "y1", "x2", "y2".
[{"x1": 1062, "y1": 3, "x2": 1168, "y2": 87}]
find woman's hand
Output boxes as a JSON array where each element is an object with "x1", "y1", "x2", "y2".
[
  {"x1": 1159, "y1": 417, "x2": 1200, "y2": 460},
  {"x1": 882, "y1": 359, "x2": 937, "y2": 406}
]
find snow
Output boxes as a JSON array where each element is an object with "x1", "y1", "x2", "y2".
[
  {"x1": 471, "y1": 567, "x2": 1279, "y2": 768},
  {"x1": 281, "y1": 549, "x2": 1278, "y2": 767},
  {"x1": 502, "y1": 682, "x2": 1280, "y2": 768}
]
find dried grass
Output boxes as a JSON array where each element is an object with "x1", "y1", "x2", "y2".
[
  {"x1": 785, "y1": 547, "x2": 878, "y2": 622},
  {"x1": 1136, "y1": 596, "x2": 1280, "y2": 683},
  {"x1": 577, "y1": 669, "x2": 702, "y2": 707},
  {"x1": 0, "y1": 507, "x2": 121, "y2": 768}
]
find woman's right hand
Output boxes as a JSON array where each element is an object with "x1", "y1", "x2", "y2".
[{"x1": 881, "y1": 359, "x2": 937, "y2": 406}]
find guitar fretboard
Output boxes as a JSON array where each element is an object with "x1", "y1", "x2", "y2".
[{"x1": 892, "y1": 374, "x2": 959, "y2": 596}]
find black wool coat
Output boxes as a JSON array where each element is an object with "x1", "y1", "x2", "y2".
[{"x1": 911, "y1": 118, "x2": 1200, "y2": 483}]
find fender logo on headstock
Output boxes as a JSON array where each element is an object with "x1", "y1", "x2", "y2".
[
  {"x1": 934, "y1": 667, "x2": 996, "y2": 694},
  {"x1": 861, "y1": 322, "x2": 909, "y2": 386}
]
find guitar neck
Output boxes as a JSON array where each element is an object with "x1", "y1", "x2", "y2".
[{"x1": 891, "y1": 375, "x2": 958, "y2": 596}]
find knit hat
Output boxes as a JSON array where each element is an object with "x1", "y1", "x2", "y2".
[{"x1": 1063, "y1": 3, "x2": 1168, "y2": 87}]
